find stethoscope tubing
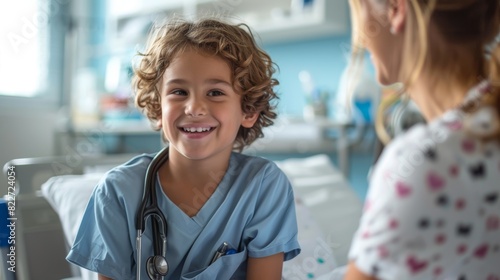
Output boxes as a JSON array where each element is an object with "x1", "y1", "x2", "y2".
[{"x1": 135, "y1": 147, "x2": 170, "y2": 279}]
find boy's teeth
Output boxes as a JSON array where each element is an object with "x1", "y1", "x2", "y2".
[{"x1": 184, "y1": 127, "x2": 210, "y2": 132}]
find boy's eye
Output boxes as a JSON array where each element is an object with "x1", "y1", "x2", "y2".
[
  {"x1": 208, "y1": 90, "x2": 224, "y2": 97},
  {"x1": 171, "y1": 89, "x2": 187, "y2": 96}
]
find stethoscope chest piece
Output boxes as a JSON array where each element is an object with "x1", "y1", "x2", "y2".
[{"x1": 147, "y1": 255, "x2": 168, "y2": 279}]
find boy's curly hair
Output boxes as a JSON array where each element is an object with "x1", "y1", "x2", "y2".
[{"x1": 132, "y1": 17, "x2": 279, "y2": 151}]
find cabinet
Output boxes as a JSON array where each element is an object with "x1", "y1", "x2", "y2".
[
  {"x1": 226, "y1": 0, "x2": 349, "y2": 43},
  {"x1": 107, "y1": 0, "x2": 349, "y2": 48}
]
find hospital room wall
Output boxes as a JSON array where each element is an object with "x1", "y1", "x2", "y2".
[
  {"x1": 0, "y1": 0, "x2": 85, "y2": 197},
  {"x1": 262, "y1": 35, "x2": 352, "y2": 118},
  {"x1": 0, "y1": 106, "x2": 59, "y2": 195}
]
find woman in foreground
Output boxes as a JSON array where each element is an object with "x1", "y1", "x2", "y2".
[{"x1": 344, "y1": 0, "x2": 500, "y2": 279}]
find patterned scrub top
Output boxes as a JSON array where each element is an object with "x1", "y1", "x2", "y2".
[{"x1": 348, "y1": 81, "x2": 500, "y2": 280}]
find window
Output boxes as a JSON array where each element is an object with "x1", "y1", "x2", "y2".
[{"x1": 0, "y1": 0, "x2": 66, "y2": 105}]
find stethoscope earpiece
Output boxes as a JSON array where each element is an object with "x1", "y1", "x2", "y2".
[{"x1": 147, "y1": 255, "x2": 169, "y2": 279}]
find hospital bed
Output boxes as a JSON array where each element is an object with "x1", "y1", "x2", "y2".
[{"x1": 2, "y1": 152, "x2": 363, "y2": 280}]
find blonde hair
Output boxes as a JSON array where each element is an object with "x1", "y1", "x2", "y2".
[
  {"x1": 349, "y1": 0, "x2": 500, "y2": 143},
  {"x1": 132, "y1": 18, "x2": 279, "y2": 151}
]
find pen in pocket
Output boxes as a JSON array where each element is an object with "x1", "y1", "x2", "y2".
[{"x1": 210, "y1": 242, "x2": 236, "y2": 265}]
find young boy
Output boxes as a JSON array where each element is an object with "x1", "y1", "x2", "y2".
[{"x1": 67, "y1": 18, "x2": 300, "y2": 279}]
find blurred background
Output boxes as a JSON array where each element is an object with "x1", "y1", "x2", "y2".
[
  {"x1": 0, "y1": 0, "x2": 385, "y2": 199},
  {"x1": 0, "y1": 1, "x2": 407, "y2": 279}
]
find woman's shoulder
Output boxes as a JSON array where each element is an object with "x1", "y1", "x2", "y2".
[
  {"x1": 376, "y1": 108, "x2": 500, "y2": 187},
  {"x1": 384, "y1": 110, "x2": 470, "y2": 160}
]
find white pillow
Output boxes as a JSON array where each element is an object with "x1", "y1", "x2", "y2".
[
  {"x1": 41, "y1": 173, "x2": 103, "y2": 280},
  {"x1": 41, "y1": 173, "x2": 103, "y2": 246}
]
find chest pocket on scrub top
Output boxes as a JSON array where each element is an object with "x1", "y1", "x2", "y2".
[{"x1": 181, "y1": 247, "x2": 247, "y2": 280}]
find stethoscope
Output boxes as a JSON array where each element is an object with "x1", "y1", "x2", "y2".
[{"x1": 135, "y1": 147, "x2": 170, "y2": 280}]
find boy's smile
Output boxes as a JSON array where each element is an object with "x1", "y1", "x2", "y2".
[
  {"x1": 158, "y1": 48, "x2": 258, "y2": 162},
  {"x1": 178, "y1": 124, "x2": 215, "y2": 139}
]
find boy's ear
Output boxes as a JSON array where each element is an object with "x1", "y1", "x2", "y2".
[{"x1": 241, "y1": 112, "x2": 259, "y2": 128}]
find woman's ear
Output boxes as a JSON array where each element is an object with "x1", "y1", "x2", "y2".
[
  {"x1": 388, "y1": 0, "x2": 407, "y2": 34},
  {"x1": 241, "y1": 112, "x2": 259, "y2": 128}
]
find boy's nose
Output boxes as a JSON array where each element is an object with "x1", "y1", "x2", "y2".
[{"x1": 185, "y1": 96, "x2": 207, "y2": 117}]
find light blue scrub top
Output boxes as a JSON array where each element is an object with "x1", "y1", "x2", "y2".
[{"x1": 67, "y1": 152, "x2": 300, "y2": 279}]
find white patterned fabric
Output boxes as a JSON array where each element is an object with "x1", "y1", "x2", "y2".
[{"x1": 349, "y1": 82, "x2": 500, "y2": 280}]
